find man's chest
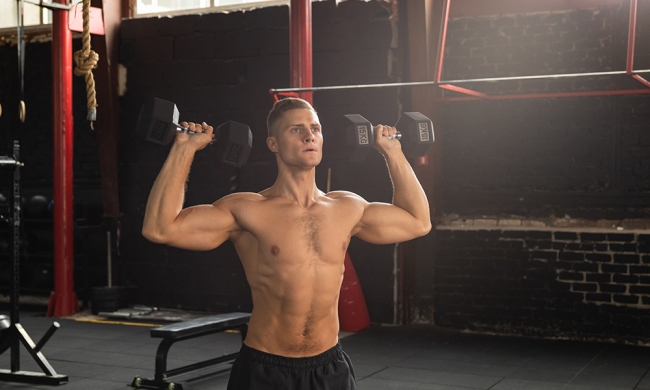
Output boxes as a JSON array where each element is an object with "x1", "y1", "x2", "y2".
[{"x1": 237, "y1": 201, "x2": 359, "y2": 255}]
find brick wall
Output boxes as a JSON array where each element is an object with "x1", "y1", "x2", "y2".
[
  {"x1": 119, "y1": 1, "x2": 399, "y2": 321},
  {"x1": 437, "y1": 3, "x2": 650, "y2": 219},
  {"x1": 444, "y1": 6, "x2": 624, "y2": 83},
  {"x1": 415, "y1": 2, "x2": 650, "y2": 344},
  {"x1": 433, "y1": 226, "x2": 650, "y2": 343}
]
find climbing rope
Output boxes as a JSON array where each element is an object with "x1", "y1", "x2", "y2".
[{"x1": 73, "y1": 0, "x2": 98, "y2": 129}]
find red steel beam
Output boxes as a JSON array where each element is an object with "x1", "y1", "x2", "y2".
[
  {"x1": 632, "y1": 74, "x2": 650, "y2": 89},
  {"x1": 625, "y1": 0, "x2": 649, "y2": 90},
  {"x1": 626, "y1": 0, "x2": 637, "y2": 74},
  {"x1": 439, "y1": 84, "x2": 487, "y2": 98},
  {"x1": 48, "y1": 0, "x2": 78, "y2": 317},
  {"x1": 290, "y1": 0, "x2": 313, "y2": 104},
  {"x1": 434, "y1": 88, "x2": 650, "y2": 101},
  {"x1": 434, "y1": 0, "x2": 451, "y2": 83}
]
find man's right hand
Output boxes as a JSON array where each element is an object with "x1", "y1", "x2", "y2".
[{"x1": 178, "y1": 121, "x2": 214, "y2": 151}]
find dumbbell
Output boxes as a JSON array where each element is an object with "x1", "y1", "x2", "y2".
[
  {"x1": 341, "y1": 113, "x2": 434, "y2": 162},
  {"x1": 136, "y1": 97, "x2": 252, "y2": 168}
]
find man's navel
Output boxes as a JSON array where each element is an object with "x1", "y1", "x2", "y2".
[{"x1": 271, "y1": 245, "x2": 281, "y2": 256}]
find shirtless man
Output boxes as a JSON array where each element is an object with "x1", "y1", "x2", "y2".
[{"x1": 142, "y1": 98, "x2": 431, "y2": 389}]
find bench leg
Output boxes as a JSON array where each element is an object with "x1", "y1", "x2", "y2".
[
  {"x1": 132, "y1": 375, "x2": 189, "y2": 390},
  {"x1": 132, "y1": 324, "x2": 248, "y2": 389},
  {"x1": 154, "y1": 338, "x2": 174, "y2": 381}
]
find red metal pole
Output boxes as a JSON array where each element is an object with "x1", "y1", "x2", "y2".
[
  {"x1": 439, "y1": 83, "x2": 487, "y2": 98},
  {"x1": 632, "y1": 74, "x2": 650, "y2": 89},
  {"x1": 434, "y1": 0, "x2": 451, "y2": 83},
  {"x1": 626, "y1": 0, "x2": 637, "y2": 74},
  {"x1": 48, "y1": 0, "x2": 78, "y2": 317},
  {"x1": 433, "y1": 88, "x2": 650, "y2": 102},
  {"x1": 624, "y1": 0, "x2": 649, "y2": 90},
  {"x1": 290, "y1": 0, "x2": 313, "y2": 104}
]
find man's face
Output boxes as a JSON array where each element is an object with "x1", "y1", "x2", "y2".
[{"x1": 268, "y1": 108, "x2": 323, "y2": 168}]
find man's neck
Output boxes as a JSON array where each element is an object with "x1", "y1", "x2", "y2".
[{"x1": 269, "y1": 165, "x2": 321, "y2": 208}]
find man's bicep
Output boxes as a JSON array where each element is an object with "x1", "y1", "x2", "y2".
[{"x1": 354, "y1": 202, "x2": 421, "y2": 244}]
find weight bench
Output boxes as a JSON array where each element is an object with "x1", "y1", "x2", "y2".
[{"x1": 131, "y1": 312, "x2": 250, "y2": 390}]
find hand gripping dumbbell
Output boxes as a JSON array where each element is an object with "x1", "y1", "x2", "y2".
[
  {"x1": 341, "y1": 113, "x2": 434, "y2": 162},
  {"x1": 136, "y1": 97, "x2": 253, "y2": 168}
]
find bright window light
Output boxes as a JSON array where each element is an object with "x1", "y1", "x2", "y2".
[
  {"x1": 0, "y1": 2, "x2": 51, "y2": 29},
  {"x1": 135, "y1": 0, "x2": 288, "y2": 16}
]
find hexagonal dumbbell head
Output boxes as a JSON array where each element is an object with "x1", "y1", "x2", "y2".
[
  {"x1": 137, "y1": 98, "x2": 252, "y2": 168},
  {"x1": 137, "y1": 98, "x2": 180, "y2": 146},
  {"x1": 395, "y1": 112, "x2": 434, "y2": 158},
  {"x1": 215, "y1": 121, "x2": 253, "y2": 168},
  {"x1": 343, "y1": 114, "x2": 374, "y2": 162}
]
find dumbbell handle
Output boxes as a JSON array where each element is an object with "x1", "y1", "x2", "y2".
[
  {"x1": 386, "y1": 132, "x2": 402, "y2": 140},
  {"x1": 176, "y1": 125, "x2": 216, "y2": 144}
]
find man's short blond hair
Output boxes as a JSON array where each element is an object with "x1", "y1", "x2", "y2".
[{"x1": 266, "y1": 97, "x2": 316, "y2": 137}]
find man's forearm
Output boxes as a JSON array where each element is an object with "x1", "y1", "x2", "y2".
[
  {"x1": 142, "y1": 143, "x2": 197, "y2": 242},
  {"x1": 385, "y1": 151, "x2": 431, "y2": 232}
]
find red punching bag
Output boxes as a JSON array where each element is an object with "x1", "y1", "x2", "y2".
[{"x1": 338, "y1": 252, "x2": 370, "y2": 332}]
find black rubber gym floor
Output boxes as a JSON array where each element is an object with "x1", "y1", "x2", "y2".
[{"x1": 1, "y1": 310, "x2": 650, "y2": 390}]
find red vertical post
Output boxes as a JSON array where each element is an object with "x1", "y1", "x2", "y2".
[
  {"x1": 48, "y1": 0, "x2": 78, "y2": 317},
  {"x1": 626, "y1": 0, "x2": 637, "y2": 75},
  {"x1": 290, "y1": 0, "x2": 312, "y2": 103},
  {"x1": 434, "y1": 0, "x2": 451, "y2": 83}
]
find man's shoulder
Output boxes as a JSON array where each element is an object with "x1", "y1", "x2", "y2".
[
  {"x1": 214, "y1": 191, "x2": 264, "y2": 205},
  {"x1": 325, "y1": 190, "x2": 366, "y2": 203}
]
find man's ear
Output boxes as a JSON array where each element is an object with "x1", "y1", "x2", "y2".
[{"x1": 267, "y1": 136, "x2": 278, "y2": 153}]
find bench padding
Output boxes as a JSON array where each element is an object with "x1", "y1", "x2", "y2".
[{"x1": 150, "y1": 312, "x2": 251, "y2": 340}]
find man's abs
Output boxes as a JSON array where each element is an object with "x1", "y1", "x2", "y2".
[
  {"x1": 240, "y1": 254, "x2": 344, "y2": 357},
  {"x1": 244, "y1": 300, "x2": 340, "y2": 357}
]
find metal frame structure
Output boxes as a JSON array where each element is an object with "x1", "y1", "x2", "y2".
[
  {"x1": 271, "y1": 0, "x2": 650, "y2": 101},
  {"x1": 0, "y1": 141, "x2": 67, "y2": 386}
]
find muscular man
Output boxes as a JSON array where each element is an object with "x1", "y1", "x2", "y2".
[{"x1": 142, "y1": 98, "x2": 431, "y2": 389}]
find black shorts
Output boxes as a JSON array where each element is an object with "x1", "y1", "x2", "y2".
[{"x1": 227, "y1": 342, "x2": 358, "y2": 390}]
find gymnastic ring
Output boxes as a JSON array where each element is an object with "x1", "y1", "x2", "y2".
[{"x1": 19, "y1": 100, "x2": 26, "y2": 123}]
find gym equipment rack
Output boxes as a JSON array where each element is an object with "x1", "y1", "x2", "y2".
[{"x1": 0, "y1": 141, "x2": 68, "y2": 386}]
